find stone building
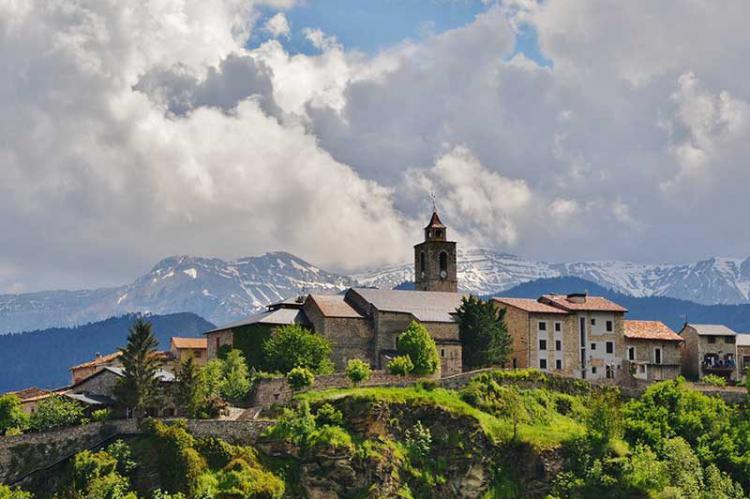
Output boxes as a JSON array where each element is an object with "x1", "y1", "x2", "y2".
[
  {"x1": 493, "y1": 293, "x2": 627, "y2": 380},
  {"x1": 737, "y1": 333, "x2": 750, "y2": 379},
  {"x1": 206, "y1": 211, "x2": 465, "y2": 376},
  {"x1": 4, "y1": 387, "x2": 55, "y2": 415},
  {"x1": 69, "y1": 350, "x2": 175, "y2": 384},
  {"x1": 170, "y1": 337, "x2": 208, "y2": 367},
  {"x1": 623, "y1": 320, "x2": 683, "y2": 381},
  {"x1": 679, "y1": 323, "x2": 738, "y2": 381}
]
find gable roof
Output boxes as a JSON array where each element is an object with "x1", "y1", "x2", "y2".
[
  {"x1": 624, "y1": 320, "x2": 683, "y2": 342},
  {"x1": 541, "y1": 294, "x2": 627, "y2": 313},
  {"x1": 70, "y1": 351, "x2": 122, "y2": 371},
  {"x1": 103, "y1": 366, "x2": 176, "y2": 383},
  {"x1": 493, "y1": 297, "x2": 568, "y2": 314},
  {"x1": 171, "y1": 337, "x2": 208, "y2": 349},
  {"x1": 206, "y1": 307, "x2": 306, "y2": 333},
  {"x1": 307, "y1": 294, "x2": 363, "y2": 318},
  {"x1": 684, "y1": 324, "x2": 737, "y2": 336},
  {"x1": 349, "y1": 287, "x2": 465, "y2": 323},
  {"x1": 6, "y1": 387, "x2": 53, "y2": 402}
]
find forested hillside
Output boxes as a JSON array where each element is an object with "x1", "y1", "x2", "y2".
[{"x1": 0, "y1": 313, "x2": 214, "y2": 392}]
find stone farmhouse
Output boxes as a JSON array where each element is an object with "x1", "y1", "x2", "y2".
[
  {"x1": 679, "y1": 323, "x2": 739, "y2": 381},
  {"x1": 737, "y1": 333, "x2": 750, "y2": 378},
  {"x1": 493, "y1": 294, "x2": 627, "y2": 380},
  {"x1": 206, "y1": 211, "x2": 465, "y2": 376},
  {"x1": 624, "y1": 320, "x2": 683, "y2": 381}
]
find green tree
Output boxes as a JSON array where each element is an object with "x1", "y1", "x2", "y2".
[
  {"x1": 0, "y1": 394, "x2": 29, "y2": 434},
  {"x1": 219, "y1": 350, "x2": 251, "y2": 401},
  {"x1": 176, "y1": 357, "x2": 204, "y2": 417},
  {"x1": 69, "y1": 449, "x2": 136, "y2": 499},
  {"x1": 396, "y1": 321, "x2": 439, "y2": 375},
  {"x1": 262, "y1": 324, "x2": 333, "y2": 374},
  {"x1": 201, "y1": 359, "x2": 225, "y2": 399},
  {"x1": 586, "y1": 390, "x2": 623, "y2": 445},
  {"x1": 346, "y1": 359, "x2": 371, "y2": 385},
  {"x1": 287, "y1": 367, "x2": 315, "y2": 391},
  {"x1": 455, "y1": 295, "x2": 511, "y2": 369},
  {"x1": 114, "y1": 318, "x2": 162, "y2": 418},
  {"x1": 29, "y1": 396, "x2": 84, "y2": 431},
  {"x1": 662, "y1": 437, "x2": 704, "y2": 497},
  {"x1": 388, "y1": 355, "x2": 414, "y2": 376},
  {"x1": 0, "y1": 484, "x2": 32, "y2": 498}
]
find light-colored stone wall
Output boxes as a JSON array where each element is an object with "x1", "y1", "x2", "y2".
[
  {"x1": 206, "y1": 329, "x2": 233, "y2": 360},
  {"x1": 625, "y1": 338, "x2": 682, "y2": 381},
  {"x1": 303, "y1": 300, "x2": 374, "y2": 370},
  {"x1": 500, "y1": 306, "x2": 531, "y2": 370}
]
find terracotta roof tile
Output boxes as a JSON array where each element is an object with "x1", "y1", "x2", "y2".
[
  {"x1": 492, "y1": 297, "x2": 568, "y2": 314},
  {"x1": 541, "y1": 294, "x2": 627, "y2": 313},
  {"x1": 308, "y1": 294, "x2": 363, "y2": 318},
  {"x1": 70, "y1": 351, "x2": 122, "y2": 371},
  {"x1": 170, "y1": 337, "x2": 208, "y2": 349},
  {"x1": 7, "y1": 387, "x2": 52, "y2": 401},
  {"x1": 625, "y1": 320, "x2": 683, "y2": 341}
]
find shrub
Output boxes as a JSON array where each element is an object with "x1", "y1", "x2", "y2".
[
  {"x1": 262, "y1": 324, "x2": 333, "y2": 374},
  {"x1": 396, "y1": 321, "x2": 440, "y2": 375},
  {"x1": 346, "y1": 359, "x2": 372, "y2": 385},
  {"x1": 91, "y1": 409, "x2": 111, "y2": 422},
  {"x1": 404, "y1": 420, "x2": 432, "y2": 461},
  {"x1": 0, "y1": 484, "x2": 32, "y2": 498},
  {"x1": 315, "y1": 403, "x2": 344, "y2": 426},
  {"x1": 308, "y1": 425, "x2": 355, "y2": 453},
  {"x1": 0, "y1": 394, "x2": 29, "y2": 434},
  {"x1": 30, "y1": 396, "x2": 84, "y2": 432},
  {"x1": 106, "y1": 439, "x2": 137, "y2": 475},
  {"x1": 220, "y1": 349, "x2": 251, "y2": 401},
  {"x1": 69, "y1": 449, "x2": 135, "y2": 499},
  {"x1": 700, "y1": 374, "x2": 727, "y2": 387},
  {"x1": 388, "y1": 356, "x2": 414, "y2": 376},
  {"x1": 143, "y1": 419, "x2": 206, "y2": 496},
  {"x1": 264, "y1": 402, "x2": 317, "y2": 449},
  {"x1": 287, "y1": 367, "x2": 315, "y2": 391}
]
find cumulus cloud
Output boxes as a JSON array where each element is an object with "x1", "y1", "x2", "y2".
[{"x1": 3, "y1": 0, "x2": 750, "y2": 293}]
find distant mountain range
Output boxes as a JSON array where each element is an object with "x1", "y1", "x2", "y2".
[
  {"x1": 0, "y1": 312, "x2": 214, "y2": 392},
  {"x1": 2, "y1": 249, "x2": 750, "y2": 334}
]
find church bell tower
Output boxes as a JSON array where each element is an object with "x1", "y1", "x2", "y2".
[{"x1": 414, "y1": 210, "x2": 458, "y2": 292}]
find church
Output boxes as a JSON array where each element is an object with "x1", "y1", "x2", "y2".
[{"x1": 205, "y1": 210, "x2": 466, "y2": 376}]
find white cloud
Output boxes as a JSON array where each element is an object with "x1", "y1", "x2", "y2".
[{"x1": 264, "y1": 12, "x2": 290, "y2": 38}]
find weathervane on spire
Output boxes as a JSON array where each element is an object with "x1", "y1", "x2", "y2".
[{"x1": 430, "y1": 191, "x2": 437, "y2": 213}]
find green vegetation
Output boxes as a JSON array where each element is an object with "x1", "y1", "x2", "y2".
[
  {"x1": 701, "y1": 373, "x2": 728, "y2": 387},
  {"x1": 29, "y1": 395, "x2": 85, "y2": 432},
  {"x1": 287, "y1": 366, "x2": 315, "y2": 391},
  {"x1": 345, "y1": 358, "x2": 371, "y2": 385},
  {"x1": 388, "y1": 355, "x2": 414, "y2": 376},
  {"x1": 175, "y1": 357, "x2": 203, "y2": 418},
  {"x1": 455, "y1": 295, "x2": 511, "y2": 369},
  {"x1": 0, "y1": 394, "x2": 29, "y2": 435},
  {"x1": 261, "y1": 324, "x2": 334, "y2": 374},
  {"x1": 0, "y1": 484, "x2": 32, "y2": 499},
  {"x1": 396, "y1": 321, "x2": 439, "y2": 375},
  {"x1": 114, "y1": 318, "x2": 162, "y2": 418}
]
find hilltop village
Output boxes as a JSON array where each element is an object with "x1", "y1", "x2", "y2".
[{"x1": 3, "y1": 211, "x2": 748, "y2": 417}]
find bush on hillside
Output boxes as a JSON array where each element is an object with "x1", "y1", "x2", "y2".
[
  {"x1": 346, "y1": 359, "x2": 372, "y2": 385},
  {"x1": 30, "y1": 396, "x2": 84, "y2": 432},
  {"x1": 287, "y1": 367, "x2": 315, "y2": 391},
  {"x1": 700, "y1": 374, "x2": 727, "y2": 387},
  {"x1": 262, "y1": 324, "x2": 334, "y2": 374},
  {"x1": 388, "y1": 355, "x2": 414, "y2": 376},
  {"x1": 0, "y1": 394, "x2": 29, "y2": 435},
  {"x1": 396, "y1": 321, "x2": 440, "y2": 375}
]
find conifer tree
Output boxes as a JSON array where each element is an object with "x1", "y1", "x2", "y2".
[
  {"x1": 176, "y1": 357, "x2": 203, "y2": 418},
  {"x1": 456, "y1": 295, "x2": 511, "y2": 370},
  {"x1": 115, "y1": 318, "x2": 161, "y2": 418}
]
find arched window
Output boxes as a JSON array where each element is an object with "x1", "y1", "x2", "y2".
[
  {"x1": 419, "y1": 252, "x2": 425, "y2": 273},
  {"x1": 439, "y1": 251, "x2": 448, "y2": 272}
]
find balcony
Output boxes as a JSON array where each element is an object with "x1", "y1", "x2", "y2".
[{"x1": 701, "y1": 353, "x2": 736, "y2": 378}]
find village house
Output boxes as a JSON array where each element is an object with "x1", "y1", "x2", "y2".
[
  {"x1": 623, "y1": 320, "x2": 683, "y2": 381},
  {"x1": 206, "y1": 211, "x2": 464, "y2": 376},
  {"x1": 170, "y1": 337, "x2": 208, "y2": 366},
  {"x1": 736, "y1": 333, "x2": 750, "y2": 378},
  {"x1": 70, "y1": 350, "x2": 176, "y2": 384},
  {"x1": 5, "y1": 387, "x2": 55, "y2": 415},
  {"x1": 679, "y1": 323, "x2": 738, "y2": 381},
  {"x1": 493, "y1": 293, "x2": 627, "y2": 380}
]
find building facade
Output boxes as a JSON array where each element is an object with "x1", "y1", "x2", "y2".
[
  {"x1": 414, "y1": 211, "x2": 458, "y2": 293},
  {"x1": 679, "y1": 324, "x2": 738, "y2": 381},
  {"x1": 494, "y1": 293, "x2": 627, "y2": 380},
  {"x1": 737, "y1": 333, "x2": 750, "y2": 379},
  {"x1": 623, "y1": 320, "x2": 683, "y2": 381},
  {"x1": 170, "y1": 337, "x2": 208, "y2": 367}
]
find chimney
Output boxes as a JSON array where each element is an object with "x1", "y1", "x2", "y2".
[
  {"x1": 95, "y1": 352, "x2": 101, "y2": 359},
  {"x1": 566, "y1": 292, "x2": 587, "y2": 304}
]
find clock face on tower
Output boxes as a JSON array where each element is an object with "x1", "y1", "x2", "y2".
[{"x1": 439, "y1": 270, "x2": 447, "y2": 279}]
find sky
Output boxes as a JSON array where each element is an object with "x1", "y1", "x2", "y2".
[{"x1": 1, "y1": 0, "x2": 750, "y2": 293}]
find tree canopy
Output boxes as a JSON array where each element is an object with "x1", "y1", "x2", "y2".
[
  {"x1": 396, "y1": 321, "x2": 439, "y2": 375},
  {"x1": 455, "y1": 296, "x2": 511, "y2": 370},
  {"x1": 262, "y1": 324, "x2": 333, "y2": 374},
  {"x1": 114, "y1": 318, "x2": 162, "y2": 417}
]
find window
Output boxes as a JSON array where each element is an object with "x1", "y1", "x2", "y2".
[
  {"x1": 512, "y1": 358, "x2": 517, "y2": 368},
  {"x1": 555, "y1": 340, "x2": 562, "y2": 351},
  {"x1": 591, "y1": 343, "x2": 597, "y2": 350},
  {"x1": 627, "y1": 346, "x2": 635, "y2": 361},
  {"x1": 538, "y1": 321, "x2": 547, "y2": 331},
  {"x1": 606, "y1": 321, "x2": 613, "y2": 332},
  {"x1": 591, "y1": 366, "x2": 597, "y2": 374},
  {"x1": 654, "y1": 348, "x2": 662, "y2": 365},
  {"x1": 215, "y1": 337, "x2": 220, "y2": 352},
  {"x1": 436, "y1": 229, "x2": 443, "y2": 238},
  {"x1": 554, "y1": 322, "x2": 561, "y2": 332},
  {"x1": 556, "y1": 359, "x2": 562, "y2": 370},
  {"x1": 539, "y1": 339, "x2": 547, "y2": 351},
  {"x1": 441, "y1": 349, "x2": 445, "y2": 358},
  {"x1": 539, "y1": 358, "x2": 547, "y2": 369},
  {"x1": 708, "y1": 336, "x2": 717, "y2": 344},
  {"x1": 591, "y1": 318, "x2": 596, "y2": 326},
  {"x1": 726, "y1": 336, "x2": 736, "y2": 344},
  {"x1": 439, "y1": 251, "x2": 448, "y2": 272},
  {"x1": 606, "y1": 342, "x2": 614, "y2": 354},
  {"x1": 193, "y1": 349, "x2": 202, "y2": 358},
  {"x1": 420, "y1": 252, "x2": 425, "y2": 273}
]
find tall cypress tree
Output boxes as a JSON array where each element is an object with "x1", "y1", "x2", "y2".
[
  {"x1": 115, "y1": 318, "x2": 161, "y2": 418},
  {"x1": 456, "y1": 295, "x2": 511, "y2": 370}
]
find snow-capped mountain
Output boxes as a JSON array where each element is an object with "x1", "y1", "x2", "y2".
[
  {"x1": 353, "y1": 249, "x2": 750, "y2": 305},
  {"x1": 3, "y1": 249, "x2": 750, "y2": 334},
  {"x1": 0, "y1": 252, "x2": 354, "y2": 334}
]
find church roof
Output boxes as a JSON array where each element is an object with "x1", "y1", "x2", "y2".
[
  {"x1": 348, "y1": 287, "x2": 465, "y2": 323},
  {"x1": 307, "y1": 294, "x2": 363, "y2": 318},
  {"x1": 205, "y1": 308, "x2": 306, "y2": 333},
  {"x1": 425, "y1": 211, "x2": 446, "y2": 229}
]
